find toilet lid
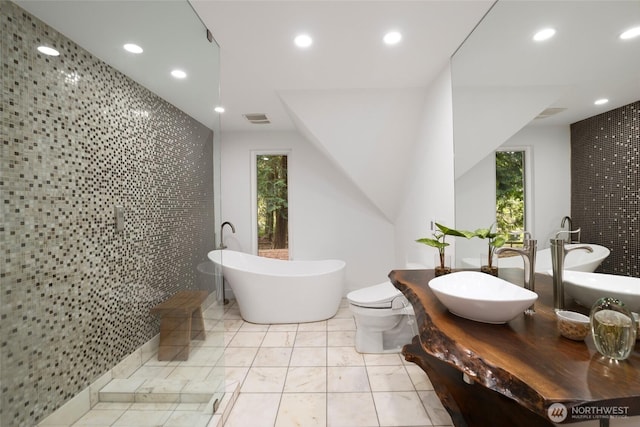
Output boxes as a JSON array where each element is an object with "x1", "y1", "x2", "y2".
[{"x1": 347, "y1": 281, "x2": 402, "y2": 308}]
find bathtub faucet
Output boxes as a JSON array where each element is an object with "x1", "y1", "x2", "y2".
[
  {"x1": 550, "y1": 239, "x2": 593, "y2": 311},
  {"x1": 495, "y1": 236, "x2": 537, "y2": 314},
  {"x1": 219, "y1": 221, "x2": 236, "y2": 249}
]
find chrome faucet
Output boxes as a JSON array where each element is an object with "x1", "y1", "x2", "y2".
[
  {"x1": 219, "y1": 221, "x2": 236, "y2": 249},
  {"x1": 550, "y1": 238, "x2": 593, "y2": 310},
  {"x1": 555, "y1": 228, "x2": 581, "y2": 244},
  {"x1": 495, "y1": 236, "x2": 537, "y2": 314},
  {"x1": 559, "y1": 216, "x2": 581, "y2": 243}
]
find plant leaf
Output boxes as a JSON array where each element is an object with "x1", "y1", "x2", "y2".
[
  {"x1": 416, "y1": 238, "x2": 448, "y2": 250},
  {"x1": 435, "y1": 223, "x2": 469, "y2": 238}
]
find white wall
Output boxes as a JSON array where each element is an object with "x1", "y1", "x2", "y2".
[
  {"x1": 394, "y1": 65, "x2": 456, "y2": 269},
  {"x1": 220, "y1": 131, "x2": 395, "y2": 293},
  {"x1": 454, "y1": 123, "x2": 571, "y2": 264}
]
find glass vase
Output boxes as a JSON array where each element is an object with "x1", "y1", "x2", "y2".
[
  {"x1": 434, "y1": 254, "x2": 451, "y2": 277},
  {"x1": 590, "y1": 297, "x2": 637, "y2": 360}
]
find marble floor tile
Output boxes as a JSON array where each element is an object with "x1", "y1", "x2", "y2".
[
  {"x1": 297, "y1": 320, "x2": 327, "y2": 332},
  {"x1": 364, "y1": 353, "x2": 403, "y2": 366},
  {"x1": 327, "y1": 366, "x2": 371, "y2": 393},
  {"x1": 163, "y1": 410, "x2": 212, "y2": 427},
  {"x1": 167, "y1": 366, "x2": 213, "y2": 381},
  {"x1": 262, "y1": 331, "x2": 296, "y2": 347},
  {"x1": 333, "y1": 307, "x2": 354, "y2": 319},
  {"x1": 268, "y1": 323, "x2": 298, "y2": 332},
  {"x1": 284, "y1": 367, "x2": 327, "y2": 392},
  {"x1": 275, "y1": 393, "x2": 326, "y2": 427},
  {"x1": 220, "y1": 366, "x2": 249, "y2": 385},
  {"x1": 111, "y1": 409, "x2": 173, "y2": 426},
  {"x1": 221, "y1": 319, "x2": 244, "y2": 332},
  {"x1": 128, "y1": 366, "x2": 175, "y2": 380},
  {"x1": 327, "y1": 317, "x2": 356, "y2": 331},
  {"x1": 327, "y1": 392, "x2": 379, "y2": 427},
  {"x1": 372, "y1": 391, "x2": 432, "y2": 426},
  {"x1": 253, "y1": 347, "x2": 293, "y2": 367},
  {"x1": 240, "y1": 367, "x2": 287, "y2": 393},
  {"x1": 72, "y1": 409, "x2": 126, "y2": 426},
  {"x1": 366, "y1": 365, "x2": 415, "y2": 392},
  {"x1": 239, "y1": 322, "x2": 270, "y2": 332},
  {"x1": 406, "y1": 364, "x2": 434, "y2": 391},
  {"x1": 289, "y1": 347, "x2": 327, "y2": 367},
  {"x1": 327, "y1": 330, "x2": 356, "y2": 347},
  {"x1": 294, "y1": 331, "x2": 327, "y2": 347},
  {"x1": 227, "y1": 331, "x2": 266, "y2": 347},
  {"x1": 418, "y1": 390, "x2": 453, "y2": 426},
  {"x1": 224, "y1": 393, "x2": 281, "y2": 427},
  {"x1": 327, "y1": 346, "x2": 365, "y2": 366},
  {"x1": 221, "y1": 347, "x2": 258, "y2": 367}
]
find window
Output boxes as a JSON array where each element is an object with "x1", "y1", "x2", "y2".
[
  {"x1": 495, "y1": 150, "x2": 526, "y2": 243},
  {"x1": 255, "y1": 154, "x2": 289, "y2": 259}
]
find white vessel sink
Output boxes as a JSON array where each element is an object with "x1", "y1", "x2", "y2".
[
  {"x1": 561, "y1": 271, "x2": 640, "y2": 313},
  {"x1": 428, "y1": 271, "x2": 538, "y2": 324}
]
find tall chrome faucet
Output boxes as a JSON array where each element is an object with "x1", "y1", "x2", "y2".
[
  {"x1": 495, "y1": 236, "x2": 537, "y2": 314},
  {"x1": 550, "y1": 238, "x2": 593, "y2": 310},
  {"x1": 219, "y1": 221, "x2": 236, "y2": 249},
  {"x1": 559, "y1": 216, "x2": 581, "y2": 243}
]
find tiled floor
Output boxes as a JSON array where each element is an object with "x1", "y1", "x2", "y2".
[{"x1": 70, "y1": 299, "x2": 453, "y2": 427}]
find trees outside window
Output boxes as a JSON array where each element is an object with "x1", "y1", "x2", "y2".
[
  {"x1": 495, "y1": 150, "x2": 525, "y2": 243},
  {"x1": 256, "y1": 155, "x2": 288, "y2": 258}
]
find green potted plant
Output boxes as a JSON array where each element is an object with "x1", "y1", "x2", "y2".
[
  {"x1": 416, "y1": 223, "x2": 469, "y2": 276},
  {"x1": 472, "y1": 224, "x2": 507, "y2": 276}
]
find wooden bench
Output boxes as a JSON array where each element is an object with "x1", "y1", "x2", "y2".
[{"x1": 150, "y1": 290, "x2": 209, "y2": 361}]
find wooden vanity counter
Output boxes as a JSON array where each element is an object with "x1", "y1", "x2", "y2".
[{"x1": 390, "y1": 269, "x2": 640, "y2": 426}]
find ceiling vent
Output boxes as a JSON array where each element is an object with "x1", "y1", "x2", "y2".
[
  {"x1": 535, "y1": 107, "x2": 567, "y2": 119},
  {"x1": 243, "y1": 113, "x2": 270, "y2": 124}
]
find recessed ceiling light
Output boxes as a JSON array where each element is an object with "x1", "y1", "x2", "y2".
[
  {"x1": 294, "y1": 34, "x2": 312, "y2": 48},
  {"x1": 123, "y1": 43, "x2": 143, "y2": 54},
  {"x1": 533, "y1": 28, "x2": 556, "y2": 42},
  {"x1": 594, "y1": 98, "x2": 609, "y2": 106},
  {"x1": 37, "y1": 46, "x2": 59, "y2": 56},
  {"x1": 620, "y1": 26, "x2": 640, "y2": 40},
  {"x1": 171, "y1": 69, "x2": 187, "y2": 79},
  {"x1": 383, "y1": 31, "x2": 402, "y2": 45},
  {"x1": 214, "y1": 106, "x2": 225, "y2": 113}
]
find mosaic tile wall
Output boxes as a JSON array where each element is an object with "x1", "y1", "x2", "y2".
[
  {"x1": 0, "y1": 2, "x2": 217, "y2": 425},
  {"x1": 571, "y1": 101, "x2": 639, "y2": 277}
]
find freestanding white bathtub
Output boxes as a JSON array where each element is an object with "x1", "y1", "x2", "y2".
[{"x1": 207, "y1": 249, "x2": 346, "y2": 324}]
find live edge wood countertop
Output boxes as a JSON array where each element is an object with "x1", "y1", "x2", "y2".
[{"x1": 389, "y1": 269, "x2": 640, "y2": 426}]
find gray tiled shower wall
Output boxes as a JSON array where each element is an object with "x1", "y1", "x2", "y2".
[
  {"x1": 571, "y1": 101, "x2": 639, "y2": 277},
  {"x1": 1, "y1": 2, "x2": 216, "y2": 426}
]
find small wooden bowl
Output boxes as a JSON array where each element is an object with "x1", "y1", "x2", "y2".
[{"x1": 556, "y1": 310, "x2": 590, "y2": 341}]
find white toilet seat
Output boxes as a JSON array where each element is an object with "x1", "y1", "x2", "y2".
[{"x1": 347, "y1": 281, "x2": 403, "y2": 309}]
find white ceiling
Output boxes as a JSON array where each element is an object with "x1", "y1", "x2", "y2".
[{"x1": 190, "y1": 0, "x2": 494, "y2": 131}]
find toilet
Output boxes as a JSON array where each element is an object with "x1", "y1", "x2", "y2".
[{"x1": 347, "y1": 281, "x2": 416, "y2": 354}]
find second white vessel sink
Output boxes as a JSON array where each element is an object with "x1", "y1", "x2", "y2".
[{"x1": 561, "y1": 270, "x2": 640, "y2": 313}]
